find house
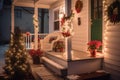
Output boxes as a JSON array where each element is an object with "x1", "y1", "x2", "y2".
[{"x1": 2, "y1": 0, "x2": 120, "y2": 80}]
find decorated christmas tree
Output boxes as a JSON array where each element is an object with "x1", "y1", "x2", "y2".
[{"x1": 4, "y1": 27, "x2": 30, "y2": 80}]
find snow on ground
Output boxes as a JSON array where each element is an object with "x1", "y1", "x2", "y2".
[{"x1": 0, "y1": 44, "x2": 9, "y2": 73}]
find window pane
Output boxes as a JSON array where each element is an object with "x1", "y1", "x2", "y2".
[
  {"x1": 15, "y1": 9, "x2": 22, "y2": 19},
  {"x1": 54, "y1": 10, "x2": 59, "y2": 20},
  {"x1": 54, "y1": 21, "x2": 59, "y2": 30}
]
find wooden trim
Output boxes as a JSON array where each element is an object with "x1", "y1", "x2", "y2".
[
  {"x1": 104, "y1": 58, "x2": 120, "y2": 67},
  {"x1": 15, "y1": 2, "x2": 50, "y2": 9},
  {"x1": 105, "y1": 48, "x2": 120, "y2": 56},
  {"x1": 35, "y1": 0, "x2": 41, "y2": 5},
  {"x1": 105, "y1": 37, "x2": 120, "y2": 45},
  {"x1": 105, "y1": 32, "x2": 120, "y2": 38},
  {"x1": 37, "y1": 4, "x2": 50, "y2": 9},
  {"x1": 11, "y1": 5, "x2": 14, "y2": 33},
  {"x1": 13, "y1": 0, "x2": 18, "y2": 5},
  {"x1": 105, "y1": 43, "x2": 120, "y2": 50},
  {"x1": 106, "y1": 25, "x2": 120, "y2": 31}
]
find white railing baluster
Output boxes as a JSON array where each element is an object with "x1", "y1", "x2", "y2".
[
  {"x1": 29, "y1": 36, "x2": 32, "y2": 48},
  {"x1": 24, "y1": 33, "x2": 48, "y2": 50},
  {"x1": 25, "y1": 35, "x2": 27, "y2": 48}
]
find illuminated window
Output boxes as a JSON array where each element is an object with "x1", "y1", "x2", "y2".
[{"x1": 54, "y1": 9, "x2": 60, "y2": 31}]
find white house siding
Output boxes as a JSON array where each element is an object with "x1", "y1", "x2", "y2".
[
  {"x1": 49, "y1": 0, "x2": 65, "y2": 33},
  {"x1": 103, "y1": 23, "x2": 120, "y2": 80},
  {"x1": 49, "y1": 0, "x2": 90, "y2": 52},
  {"x1": 71, "y1": 0, "x2": 90, "y2": 52},
  {"x1": 103, "y1": 0, "x2": 120, "y2": 80}
]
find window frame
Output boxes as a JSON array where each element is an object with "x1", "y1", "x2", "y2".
[
  {"x1": 53, "y1": 8, "x2": 60, "y2": 31},
  {"x1": 15, "y1": 9, "x2": 22, "y2": 19}
]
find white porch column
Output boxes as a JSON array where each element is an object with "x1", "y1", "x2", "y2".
[
  {"x1": 64, "y1": 37, "x2": 72, "y2": 61},
  {"x1": 34, "y1": 6, "x2": 39, "y2": 50},
  {"x1": 65, "y1": 0, "x2": 72, "y2": 61},
  {"x1": 11, "y1": 4, "x2": 14, "y2": 33}
]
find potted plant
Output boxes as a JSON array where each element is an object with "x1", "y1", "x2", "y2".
[
  {"x1": 53, "y1": 40, "x2": 65, "y2": 52},
  {"x1": 29, "y1": 49, "x2": 43, "y2": 64},
  {"x1": 87, "y1": 40, "x2": 102, "y2": 57}
]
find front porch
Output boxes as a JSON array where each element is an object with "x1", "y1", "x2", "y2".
[
  {"x1": 2, "y1": 0, "x2": 120, "y2": 79},
  {"x1": 0, "y1": 44, "x2": 109, "y2": 80},
  {"x1": 25, "y1": 31, "x2": 104, "y2": 79},
  {"x1": 11, "y1": 0, "x2": 105, "y2": 79}
]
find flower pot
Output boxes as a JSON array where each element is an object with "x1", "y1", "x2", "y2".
[
  {"x1": 60, "y1": 48, "x2": 64, "y2": 52},
  {"x1": 32, "y1": 56, "x2": 40, "y2": 64},
  {"x1": 89, "y1": 49, "x2": 96, "y2": 57}
]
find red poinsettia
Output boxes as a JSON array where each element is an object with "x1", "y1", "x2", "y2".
[
  {"x1": 62, "y1": 31, "x2": 71, "y2": 37},
  {"x1": 61, "y1": 15, "x2": 65, "y2": 26},
  {"x1": 26, "y1": 32, "x2": 30, "y2": 36},
  {"x1": 29, "y1": 49, "x2": 43, "y2": 57},
  {"x1": 87, "y1": 40, "x2": 102, "y2": 50}
]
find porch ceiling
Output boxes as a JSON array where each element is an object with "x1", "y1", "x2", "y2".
[{"x1": 13, "y1": 0, "x2": 58, "y2": 9}]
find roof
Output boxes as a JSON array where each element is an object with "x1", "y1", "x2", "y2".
[{"x1": 13, "y1": 0, "x2": 58, "y2": 9}]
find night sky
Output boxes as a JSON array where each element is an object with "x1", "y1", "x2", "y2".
[{"x1": 0, "y1": 0, "x2": 12, "y2": 44}]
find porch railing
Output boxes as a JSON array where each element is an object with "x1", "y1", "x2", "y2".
[{"x1": 25, "y1": 33, "x2": 48, "y2": 49}]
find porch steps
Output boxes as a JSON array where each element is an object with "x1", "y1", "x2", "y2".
[
  {"x1": 42, "y1": 56, "x2": 67, "y2": 76},
  {"x1": 45, "y1": 52, "x2": 67, "y2": 67},
  {"x1": 31, "y1": 64, "x2": 110, "y2": 80}
]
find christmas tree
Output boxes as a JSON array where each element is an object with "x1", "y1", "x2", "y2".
[{"x1": 4, "y1": 27, "x2": 30, "y2": 80}]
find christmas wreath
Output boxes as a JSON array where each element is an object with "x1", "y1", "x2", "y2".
[
  {"x1": 75, "y1": 0, "x2": 83, "y2": 13},
  {"x1": 107, "y1": 0, "x2": 120, "y2": 24}
]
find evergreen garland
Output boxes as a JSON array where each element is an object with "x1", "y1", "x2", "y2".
[{"x1": 107, "y1": 0, "x2": 120, "y2": 24}]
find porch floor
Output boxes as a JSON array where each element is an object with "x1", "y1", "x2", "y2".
[{"x1": 46, "y1": 50, "x2": 104, "y2": 61}]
